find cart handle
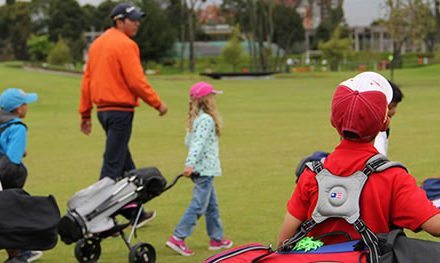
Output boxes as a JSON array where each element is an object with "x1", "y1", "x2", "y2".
[
  {"x1": 162, "y1": 174, "x2": 184, "y2": 192},
  {"x1": 162, "y1": 172, "x2": 199, "y2": 193}
]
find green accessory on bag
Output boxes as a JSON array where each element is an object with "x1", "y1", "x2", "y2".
[{"x1": 293, "y1": 236, "x2": 324, "y2": 252}]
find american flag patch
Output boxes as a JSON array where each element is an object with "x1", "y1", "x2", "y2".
[{"x1": 330, "y1": 192, "x2": 344, "y2": 200}]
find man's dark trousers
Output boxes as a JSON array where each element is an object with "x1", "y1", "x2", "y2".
[
  {"x1": 97, "y1": 110, "x2": 145, "y2": 221},
  {"x1": 97, "y1": 111, "x2": 135, "y2": 180}
]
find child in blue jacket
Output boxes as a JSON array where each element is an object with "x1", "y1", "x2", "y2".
[
  {"x1": 0, "y1": 88, "x2": 42, "y2": 262},
  {"x1": 0, "y1": 88, "x2": 38, "y2": 189}
]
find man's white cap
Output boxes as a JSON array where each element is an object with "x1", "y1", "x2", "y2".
[{"x1": 351, "y1": 72, "x2": 393, "y2": 104}]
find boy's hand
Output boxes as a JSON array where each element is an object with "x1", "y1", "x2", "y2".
[
  {"x1": 80, "y1": 119, "x2": 92, "y2": 135},
  {"x1": 183, "y1": 166, "x2": 193, "y2": 177}
]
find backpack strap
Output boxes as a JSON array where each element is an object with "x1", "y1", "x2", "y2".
[
  {"x1": 281, "y1": 154, "x2": 407, "y2": 263},
  {"x1": 353, "y1": 218, "x2": 380, "y2": 263},
  {"x1": 0, "y1": 121, "x2": 27, "y2": 134},
  {"x1": 278, "y1": 218, "x2": 317, "y2": 252},
  {"x1": 363, "y1": 154, "x2": 407, "y2": 176},
  {"x1": 304, "y1": 160, "x2": 324, "y2": 174},
  {"x1": 306, "y1": 154, "x2": 407, "y2": 176}
]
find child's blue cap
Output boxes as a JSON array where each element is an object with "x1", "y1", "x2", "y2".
[{"x1": 0, "y1": 88, "x2": 38, "y2": 112}]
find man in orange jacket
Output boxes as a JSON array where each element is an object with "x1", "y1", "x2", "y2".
[{"x1": 79, "y1": 3, "x2": 168, "y2": 226}]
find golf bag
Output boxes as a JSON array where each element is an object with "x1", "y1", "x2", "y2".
[
  {"x1": 204, "y1": 240, "x2": 367, "y2": 263},
  {"x1": 0, "y1": 188, "x2": 60, "y2": 250},
  {"x1": 58, "y1": 167, "x2": 167, "y2": 244},
  {"x1": 205, "y1": 230, "x2": 440, "y2": 263}
]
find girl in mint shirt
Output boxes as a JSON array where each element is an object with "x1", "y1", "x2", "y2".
[{"x1": 166, "y1": 82, "x2": 233, "y2": 256}]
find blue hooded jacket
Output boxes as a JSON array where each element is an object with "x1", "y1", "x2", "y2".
[{"x1": 0, "y1": 110, "x2": 27, "y2": 164}]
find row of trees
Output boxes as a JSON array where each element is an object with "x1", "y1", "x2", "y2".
[
  {"x1": 0, "y1": 0, "x2": 177, "y2": 65},
  {"x1": 0, "y1": 0, "x2": 439, "y2": 72},
  {"x1": 161, "y1": 0, "x2": 348, "y2": 72},
  {"x1": 0, "y1": 0, "x2": 323, "y2": 72}
]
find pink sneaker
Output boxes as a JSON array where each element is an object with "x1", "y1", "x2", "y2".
[
  {"x1": 208, "y1": 239, "x2": 233, "y2": 251},
  {"x1": 166, "y1": 236, "x2": 194, "y2": 256}
]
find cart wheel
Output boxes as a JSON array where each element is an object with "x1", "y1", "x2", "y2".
[
  {"x1": 129, "y1": 243, "x2": 156, "y2": 263},
  {"x1": 74, "y1": 238, "x2": 101, "y2": 263}
]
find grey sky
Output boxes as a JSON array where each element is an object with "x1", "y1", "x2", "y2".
[
  {"x1": 1, "y1": 0, "x2": 386, "y2": 26},
  {"x1": 343, "y1": 0, "x2": 386, "y2": 26}
]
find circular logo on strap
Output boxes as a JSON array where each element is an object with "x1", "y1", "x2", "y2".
[{"x1": 328, "y1": 186, "x2": 347, "y2": 206}]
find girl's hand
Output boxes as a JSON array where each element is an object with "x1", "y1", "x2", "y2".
[{"x1": 183, "y1": 166, "x2": 194, "y2": 177}]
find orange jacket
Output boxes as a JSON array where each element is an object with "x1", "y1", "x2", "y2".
[{"x1": 79, "y1": 28, "x2": 161, "y2": 119}]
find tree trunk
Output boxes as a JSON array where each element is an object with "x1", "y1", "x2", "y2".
[
  {"x1": 245, "y1": 33, "x2": 254, "y2": 72},
  {"x1": 425, "y1": 34, "x2": 435, "y2": 53},
  {"x1": 280, "y1": 34, "x2": 294, "y2": 72},
  {"x1": 188, "y1": 11, "x2": 195, "y2": 73},
  {"x1": 392, "y1": 41, "x2": 404, "y2": 69},
  {"x1": 249, "y1": 0, "x2": 259, "y2": 72},
  {"x1": 436, "y1": 0, "x2": 440, "y2": 43},
  {"x1": 179, "y1": 0, "x2": 186, "y2": 73},
  {"x1": 274, "y1": 45, "x2": 281, "y2": 72},
  {"x1": 257, "y1": 2, "x2": 267, "y2": 71},
  {"x1": 267, "y1": 0, "x2": 274, "y2": 71}
]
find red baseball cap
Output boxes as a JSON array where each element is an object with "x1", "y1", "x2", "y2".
[
  {"x1": 331, "y1": 74, "x2": 389, "y2": 142},
  {"x1": 190, "y1": 82, "x2": 223, "y2": 99}
]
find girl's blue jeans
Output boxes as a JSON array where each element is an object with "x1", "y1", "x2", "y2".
[{"x1": 173, "y1": 175, "x2": 224, "y2": 241}]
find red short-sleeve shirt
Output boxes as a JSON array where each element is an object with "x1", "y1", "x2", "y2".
[{"x1": 287, "y1": 140, "x2": 439, "y2": 243}]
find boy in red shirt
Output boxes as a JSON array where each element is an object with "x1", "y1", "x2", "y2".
[{"x1": 278, "y1": 73, "x2": 440, "y2": 246}]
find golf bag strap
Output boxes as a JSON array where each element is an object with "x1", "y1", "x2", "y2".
[
  {"x1": 279, "y1": 218, "x2": 317, "y2": 252},
  {"x1": 353, "y1": 219, "x2": 380, "y2": 263},
  {"x1": 252, "y1": 219, "x2": 318, "y2": 261}
]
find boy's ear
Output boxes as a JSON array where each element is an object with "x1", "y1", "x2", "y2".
[
  {"x1": 13, "y1": 105, "x2": 26, "y2": 117},
  {"x1": 380, "y1": 116, "x2": 390, "y2": 131}
]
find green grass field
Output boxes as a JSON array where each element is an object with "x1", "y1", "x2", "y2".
[{"x1": 0, "y1": 63, "x2": 439, "y2": 262}]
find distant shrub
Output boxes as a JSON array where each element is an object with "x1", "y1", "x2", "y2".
[
  {"x1": 47, "y1": 38, "x2": 72, "y2": 65},
  {"x1": 222, "y1": 25, "x2": 245, "y2": 71},
  {"x1": 26, "y1": 34, "x2": 53, "y2": 62},
  {"x1": 161, "y1": 57, "x2": 176, "y2": 66}
]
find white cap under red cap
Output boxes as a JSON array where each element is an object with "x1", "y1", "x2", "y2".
[{"x1": 354, "y1": 71, "x2": 393, "y2": 104}]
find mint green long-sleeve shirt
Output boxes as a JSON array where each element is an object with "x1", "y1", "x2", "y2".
[{"x1": 185, "y1": 111, "x2": 221, "y2": 176}]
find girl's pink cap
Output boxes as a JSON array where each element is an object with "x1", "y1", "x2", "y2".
[{"x1": 190, "y1": 82, "x2": 223, "y2": 99}]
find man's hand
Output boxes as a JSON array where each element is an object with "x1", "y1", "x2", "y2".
[
  {"x1": 157, "y1": 102, "x2": 168, "y2": 116},
  {"x1": 80, "y1": 119, "x2": 92, "y2": 135},
  {"x1": 183, "y1": 166, "x2": 194, "y2": 177}
]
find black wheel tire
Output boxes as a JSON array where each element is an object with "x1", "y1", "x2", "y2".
[
  {"x1": 74, "y1": 238, "x2": 102, "y2": 263},
  {"x1": 129, "y1": 243, "x2": 156, "y2": 263}
]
